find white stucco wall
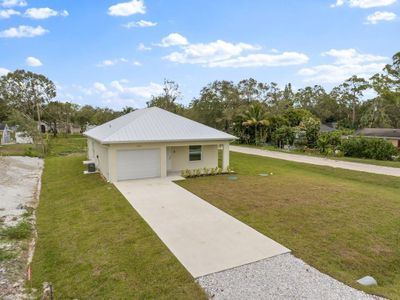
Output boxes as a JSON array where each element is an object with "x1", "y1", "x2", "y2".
[
  {"x1": 169, "y1": 145, "x2": 218, "y2": 172},
  {"x1": 88, "y1": 138, "x2": 110, "y2": 181},
  {"x1": 109, "y1": 141, "x2": 228, "y2": 182}
]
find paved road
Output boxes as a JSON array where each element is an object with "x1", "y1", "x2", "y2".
[
  {"x1": 231, "y1": 146, "x2": 400, "y2": 177},
  {"x1": 115, "y1": 176, "x2": 289, "y2": 278}
]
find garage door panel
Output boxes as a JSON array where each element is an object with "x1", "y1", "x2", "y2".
[{"x1": 117, "y1": 149, "x2": 161, "y2": 180}]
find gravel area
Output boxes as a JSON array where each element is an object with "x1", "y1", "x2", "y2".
[
  {"x1": 0, "y1": 156, "x2": 43, "y2": 300},
  {"x1": 197, "y1": 253, "x2": 383, "y2": 300}
]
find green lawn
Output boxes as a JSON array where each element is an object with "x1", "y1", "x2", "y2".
[
  {"x1": 178, "y1": 152, "x2": 400, "y2": 299},
  {"x1": 236, "y1": 143, "x2": 400, "y2": 168},
  {"x1": 31, "y1": 138, "x2": 205, "y2": 299},
  {"x1": 0, "y1": 143, "x2": 38, "y2": 156}
]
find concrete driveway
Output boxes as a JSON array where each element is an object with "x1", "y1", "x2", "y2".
[
  {"x1": 231, "y1": 145, "x2": 400, "y2": 177},
  {"x1": 114, "y1": 176, "x2": 289, "y2": 278}
]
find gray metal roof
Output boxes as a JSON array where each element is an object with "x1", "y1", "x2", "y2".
[
  {"x1": 355, "y1": 128, "x2": 400, "y2": 139},
  {"x1": 83, "y1": 107, "x2": 237, "y2": 144}
]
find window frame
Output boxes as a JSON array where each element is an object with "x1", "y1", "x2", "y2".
[{"x1": 189, "y1": 145, "x2": 202, "y2": 161}]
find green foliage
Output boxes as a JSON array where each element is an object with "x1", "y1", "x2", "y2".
[
  {"x1": 1, "y1": 221, "x2": 31, "y2": 240},
  {"x1": 272, "y1": 126, "x2": 295, "y2": 147},
  {"x1": 317, "y1": 131, "x2": 342, "y2": 153},
  {"x1": 297, "y1": 117, "x2": 321, "y2": 147},
  {"x1": 341, "y1": 137, "x2": 398, "y2": 160},
  {"x1": 146, "y1": 79, "x2": 185, "y2": 115},
  {"x1": 0, "y1": 249, "x2": 15, "y2": 262}
]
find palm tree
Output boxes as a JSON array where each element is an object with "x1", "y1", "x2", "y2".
[{"x1": 241, "y1": 103, "x2": 270, "y2": 145}]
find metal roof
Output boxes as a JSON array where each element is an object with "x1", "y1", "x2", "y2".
[
  {"x1": 83, "y1": 107, "x2": 237, "y2": 144},
  {"x1": 355, "y1": 128, "x2": 400, "y2": 139}
]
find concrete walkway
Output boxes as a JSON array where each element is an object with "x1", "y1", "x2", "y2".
[
  {"x1": 114, "y1": 176, "x2": 289, "y2": 278},
  {"x1": 231, "y1": 145, "x2": 400, "y2": 177}
]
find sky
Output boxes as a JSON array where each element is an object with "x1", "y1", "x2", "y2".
[{"x1": 0, "y1": 0, "x2": 399, "y2": 109}]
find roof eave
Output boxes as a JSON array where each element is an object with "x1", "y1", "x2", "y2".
[{"x1": 99, "y1": 136, "x2": 238, "y2": 145}]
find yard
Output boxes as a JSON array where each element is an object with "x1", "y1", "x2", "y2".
[
  {"x1": 178, "y1": 151, "x2": 400, "y2": 299},
  {"x1": 30, "y1": 137, "x2": 205, "y2": 299},
  {"x1": 237, "y1": 143, "x2": 400, "y2": 168}
]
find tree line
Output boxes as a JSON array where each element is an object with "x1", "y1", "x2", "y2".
[{"x1": 0, "y1": 52, "x2": 399, "y2": 149}]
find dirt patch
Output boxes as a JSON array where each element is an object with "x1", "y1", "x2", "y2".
[{"x1": 0, "y1": 156, "x2": 43, "y2": 299}]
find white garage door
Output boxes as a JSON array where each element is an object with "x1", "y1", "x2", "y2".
[{"x1": 117, "y1": 149, "x2": 161, "y2": 181}]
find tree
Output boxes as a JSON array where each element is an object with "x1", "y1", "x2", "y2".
[
  {"x1": 0, "y1": 70, "x2": 56, "y2": 126},
  {"x1": 241, "y1": 102, "x2": 270, "y2": 145},
  {"x1": 189, "y1": 80, "x2": 240, "y2": 131},
  {"x1": 147, "y1": 79, "x2": 184, "y2": 114},
  {"x1": 331, "y1": 76, "x2": 369, "y2": 127}
]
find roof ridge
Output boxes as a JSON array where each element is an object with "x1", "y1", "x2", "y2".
[{"x1": 103, "y1": 107, "x2": 156, "y2": 141}]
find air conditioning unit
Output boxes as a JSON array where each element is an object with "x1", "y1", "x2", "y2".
[{"x1": 83, "y1": 160, "x2": 97, "y2": 174}]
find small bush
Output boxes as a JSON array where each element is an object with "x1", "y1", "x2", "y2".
[
  {"x1": 1, "y1": 221, "x2": 31, "y2": 240},
  {"x1": 341, "y1": 137, "x2": 398, "y2": 160}
]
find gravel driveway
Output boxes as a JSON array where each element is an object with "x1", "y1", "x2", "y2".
[
  {"x1": 198, "y1": 253, "x2": 383, "y2": 300},
  {"x1": 231, "y1": 146, "x2": 400, "y2": 177},
  {"x1": 0, "y1": 156, "x2": 43, "y2": 300}
]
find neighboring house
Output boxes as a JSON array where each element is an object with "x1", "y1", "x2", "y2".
[
  {"x1": 320, "y1": 122, "x2": 337, "y2": 133},
  {"x1": 1, "y1": 124, "x2": 12, "y2": 144},
  {"x1": 83, "y1": 107, "x2": 236, "y2": 182},
  {"x1": 355, "y1": 128, "x2": 400, "y2": 149}
]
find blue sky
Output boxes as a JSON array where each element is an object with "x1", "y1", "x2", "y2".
[{"x1": 1, "y1": 0, "x2": 399, "y2": 109}]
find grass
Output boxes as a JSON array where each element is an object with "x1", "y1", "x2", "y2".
[
  {"x1": 31, "y1": 154, "x2": 205, "y2": 299},
  {"x1": 0, "y1": 143, "x2": 40, "y2": 157},
  {"x1": 236, "y1": 143, "x2": 400, "y2": 168},
  {"x1": 178, "y1": 151, "x2": 400, "y2": 299},
  {"x1": 0, "y1": 221, "x2": 31, "y2": 240},
  {"x1": 0, "y1": 134, "x2": 87, "y2": 157},
  {"x1": 0, "y1": 249, "x2": 16, "y2": 262}
]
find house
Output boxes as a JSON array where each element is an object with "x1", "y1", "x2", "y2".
[
  {"x1": 355, "y1": 128, "x2": 400, "y2": 149},
  {"x1": 83, "y1": 107, "x2": 236, "y2": 182},
  {"x1": 320, "y1": 123, "x2": 336, "y2": 133}
]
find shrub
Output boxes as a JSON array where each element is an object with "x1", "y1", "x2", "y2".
[
  {"x1": 341, "y1": 137, "x2": 398, "y2": 160},
  {"x1": 317, "y1": 131, "x2": 342, "y2": 154}
]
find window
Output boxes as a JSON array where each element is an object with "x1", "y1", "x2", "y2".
[{"x1": 189, "y1": 145, "x2": 202, "y2": 161}]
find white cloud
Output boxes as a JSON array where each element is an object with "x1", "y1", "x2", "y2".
[
  {"x1": 162, "y1": 37, "x2": 308, "y2": 68},
  {"x1": 365, "y1": 11, "x2": 396, "y2": 23},
  {"x1": 123, "y1": 19, "x2": 157, "y2": 28},
  {"x1": 164, "y1": 40, "x2": 259, "y2": 64},
  {"x1": 0, "y1": 67, "x2": 10, "y2": 76},
  {"x1": 331, "y1": 0, "x2": 396, "y2": 8},
  {"x1": 298, "y1": 48, "x2": 388, "y2": 83},
  {"x1": 137, "y1": 42, "x2": 151, "y2": 51},
  {"x1": 322, "y1": 48, "x2": 387, "y2": 64},
  {"x1": 0, "y1": 8, "x2": 20, "y2": 18},
  {"x1": 26, "y1": 56, "x2": 42, "y2": 67},
  {"x1": 24, "y1": 7, "x2": 68, "y2": 19},
  {"x1": 96, "y1": 58, "x2": 141, "y2": 67},
  {"x1": 93, "y1": 82, "x2": 107, "y2": 92},
  {"x1": 85, "y1": 80, "x2": 163, "y2": 106},
  {"x1": 108, "y1": 0, "x2": 145, "y2": 16},
  {"x1": 157, "y1": 33, "x2": 188, "y2": 47},
  {"x1": 96, "y1": 58, "x2": 128, "y2": 67},
  {"x1": 0, "y1": 25, "x2": 48, "y2": 38},
  {"x1": 208, "y1": 52, "x2": 309, "y2": 68},
  {"x1": 1, "y1": 0, "x2": 27, "y2": 7}
]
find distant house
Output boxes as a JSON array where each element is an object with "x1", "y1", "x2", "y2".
[
  {"x1": 320, "y1": 123, "x2": 336, "y2": 133},
  {"x1": 355, "y1": 128, "x2": 400, "y2": 149},
  {"x1": 84, "y1": 107, "x2": 236, "y2": 182}
]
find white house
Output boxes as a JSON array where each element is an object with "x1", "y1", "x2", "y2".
[{"x1": 83, "y1": 107, "x2": 236, "y2": 182}]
